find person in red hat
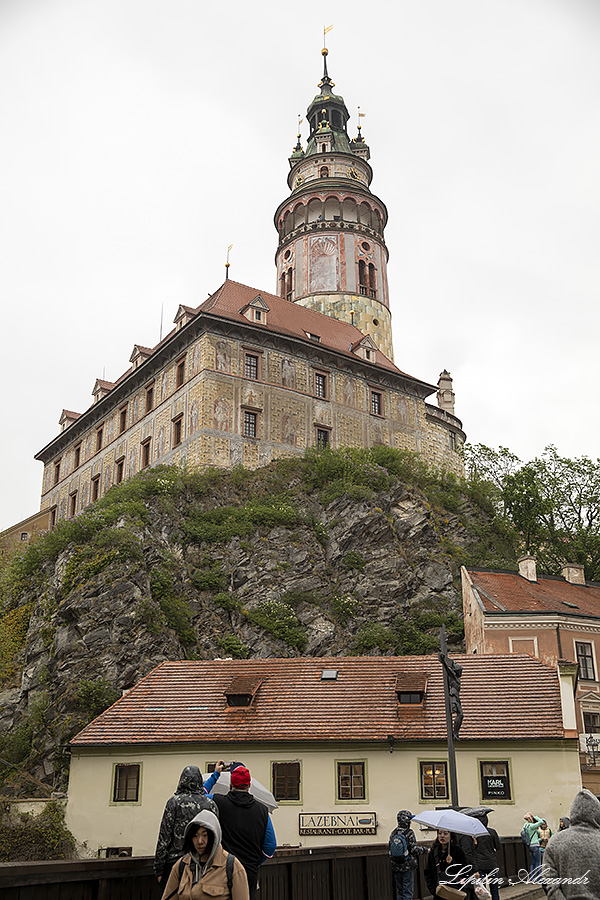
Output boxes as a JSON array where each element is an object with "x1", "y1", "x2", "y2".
[{"x1": 210, "y1": 761, "x2": 276, "y2": 900}]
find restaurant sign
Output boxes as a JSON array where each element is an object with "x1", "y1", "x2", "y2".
[{"x1": 299, "y1": 812, "x2": 377, "y2": 835}]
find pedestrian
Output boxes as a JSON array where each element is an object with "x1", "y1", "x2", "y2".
[
  {"x1": 538, "y1": 819, "x2": 552, "y2": 857},
  {"x1": 521, "y1": 812, "x2": 544, "y2": 876},
  {"x1": 154, "y1": 766, "x2": 219, "y2": 884},
  {"x1": 424, "y1": 829, "x2": 469, "y2": 897},
  {"x1": 469, "y1": 813, "x2": 501, "y2": 900},
  {"x1": 542, "y1": 788, "x2": 600, "y2": 900},
  {"x1": 558, "y1": 817, "x2": 570, "y2": 831},
  {"x1": 210, "y1": 764, "x2": 276, "y2": 900},
  {"x1": 388, "y1": 809, "x2": 426, "y2": 900},
  {"x1": 161, "y1": 809, "x2": 249, "y2": 900}
]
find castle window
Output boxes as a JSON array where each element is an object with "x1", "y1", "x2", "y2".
[
  {"x1": 172, "y1": 415, "x2": 183, "y2": 448},
  {"x1": 119, "y1": 405, "x2": 128, "y2": 434},
  {"x1": 50, "y1": 506, "x2": 57, "y2": 529},
  {"x1": 69, "y1": 491, "x2": 78, "y2": 519},
  {"x1": 176, "y1": 356, "x2": 186, "y2": 389},
  {"x1": 96, "y1": 425, "x2": 104, "y2": 453},
  {"x1": 91, "y1": 475, "x2": 101, "y2": 502},
  {"x1": 449, "y1": 432, "x2": 457, "y2": 451},
  {"x1": 243, "y1": 410, "x2": 258, "y2": 439},
  {"x1": 316, "y1": 427, "x2": 330, "y2": 450},
  {"x1": 145, "y1": 383, "x2": 154, "y2": 414},
  {"x1": 286, "y1": 269, "x2": 293, "y2": 301},
  {"x1": 115, "y1": 457, "x2": 125, "y2": 484},
  {"x1": 358, "y1": 260, "x2": 367, "y2": 296},
  {"x1": 314, "y1": 372, "x2": 328, "y2": 399},
  {"x1": 244, "y1": 353, "x2": 259, "y2": 381},
  {"x1": 368, "y1": 263, "x2": 377, "y2": 299},
  {"x1": 53, "y1": 459, "x2": 61, "y2": 485},
  {"x1": 74, "y1": 443, "x2": 81, "y2": 468},
  {"x1": 141, "y1": 438, "x2": 151, "y2": 469},
  {"x1": 254, "y1": 309, "x2": 262, "y2": 322},
  {"x1": 320, "y1": 166, "x2": 329, "y2": 178},
  {"x1": 370, "y1": 391, "x2": 383, "y2": 417}
]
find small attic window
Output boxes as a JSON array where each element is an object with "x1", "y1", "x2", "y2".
[
  {"x1": 395, "y1": 673, "x2": 427, "y2": 705},
  {"x1": 321, "y1": 669, "x2": 338, "y2": 681},
  {"x1": 562, "y1": 600, "x2": 579, "y2": 609},
  {"x1": 225, "y1": 675, "x2": 263, "y2": 708},
  {"x1": 308, "y1": 333, "x2": 321, "y2": 343},
  {"x1": 398, "y1": 692, "x2": 423, "y2": 704}
]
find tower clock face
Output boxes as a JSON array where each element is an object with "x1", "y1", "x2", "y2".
[
  {"x1": 294, "y1": 174, "x2": 305, "y2": 188},
  {"x1": 348, "y1": 166, "x2": 360, "y2": 180}
]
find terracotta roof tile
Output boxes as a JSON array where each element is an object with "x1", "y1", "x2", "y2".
[
  {"x1": 198, "y1": 280, "x2": 435, "y2": 389},
  {"x1": 70, "y1": 655, "x2": 565, "y2": 748},
  {"x1": 467, "y1": 568, "x2": 600, "y2": 619}
]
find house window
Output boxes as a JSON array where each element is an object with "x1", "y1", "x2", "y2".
[
  {"x1": 243, "y1": 411, "x2": 257, "y2": 438},
  {"x1": 74, "y1": 443, "x2": 81, "y2": 468},
  {"x1": 272, "y1": 761, "x2": 301, "y2": 802},
  {"x1": 119, "y1": 405, "x2": 128, "y2": 434},
  {"x1": 96, "y1": 425, "x2": 104, "y2": 453},
  {"x1": 337, "y1": 762, "x2": 365, "y2": 800},
  {"x1": 314, "y1": 372, "x2": 328, "y2": 399},
  {"x1": 172, "y1": 415, "x2": 183, "y2": 447},
  {"x1": 145, "y1": 383, "x2": 154, "y2": 413},
  {"x1": 141, "y1": 438, "x2": 151, "y2": 469},
  {"x1": 584, "y1": 712, "x2": 600, "y2": 733},
  {"x1": 53, "y1": 460, "x2": 61, "y2": 485},
  {"x1": 112, "y1": 764, "x2": 140, "y2": 802},
  {"x1": 69, "y1": 492, "x2": 78, "y2": 519},
  {"x1": 176, "y1": 356, "x2": 186, "y2": 389},
  {"x1": 254, "y1": 309, "x2": 262, "y2": 322},
  {"x1": 316, "y1": 428, "x2": 330, "y2": 450},
  {"x1": 576, "y1": 642, "x2": 596, "y2": 681},
  {"x1": 420, "y1": 761, "x2": 448, "y2": 800},
  {"x1": 398, "y1": 692, "x2": 423, "y2": 704},
  {"x1": 480, "y1": 761, "x2": 512, "y2": 801},
  {"x1": 371, "y1": 391, "x2": 383, "y2": 416},
  {"x1": 20, "y1": 533, "x2": 28, "y2": 541},
  {"x1": 244, "y1": 353, "x2": 259, "y2": 380},
  {"x1": 115, "y1": 458, "x2": 125, "y2": 484},
  {"x1": 91, "y1": 475, "x2": 100, "y2": 502}
]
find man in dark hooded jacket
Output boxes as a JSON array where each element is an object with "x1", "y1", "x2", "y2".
[
  {"x1": 154, "y1": 765, "x2": 218, "y2": 883},
  {"x1": 388, "y1": 809, "x2": 425, "y2": 900},
  {"x1": 542, "y1": 788, "x2": 600, "y2": 900}
]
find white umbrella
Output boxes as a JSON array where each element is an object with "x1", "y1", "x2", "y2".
[
  {"x1": 204, "y1": 772, "x2": 278, "y2": 811},
  {"x1": 413, "y1": 809, "x2": 488, "y2": 836}
]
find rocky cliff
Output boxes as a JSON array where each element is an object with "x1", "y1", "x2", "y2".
[{"x1": 0, "y1": 449, "x2": 517, "y2": 796}]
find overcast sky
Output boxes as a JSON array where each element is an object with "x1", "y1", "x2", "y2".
[{"x1": 1, "y1": 0, "x2": 599, "y2": 531}]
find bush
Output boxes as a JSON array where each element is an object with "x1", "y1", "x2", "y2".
[
  {"x1": 150, "y1": 564, "x2": 195, "y2": 643},
  {"x1": 342, "y1": 551, "x2": 365, "y2": 572},
  {"x1": 213, "y1": 592, "x2": 240, "y2": 612},
  {"x1": 0, "y1": 604, "x2": 32, "y2": 684},
  {"x1": 0, "y1": 800, "x2": 76, "y2": 861},
  {"x1": 331, "y1": 594, "x2": 358, "y2": 623},
  {"x1": 0, "y1": 724, "x2": 33, "y2": 784},
  {"x1": 246, "y1": 600, "x2": 307, "y2": 651},
  {"x1": 77, "y1": 678, "x2": 120, "y2": 719},
  {"x1": 353, "y1": 623, "x2": 397, "y2": 654},
  {"x1": 216, "y1": 634, "x2": 249, "y2": 659},
  {"x1": 181, "y1": 496, "x2": 300, "y2": 546}
]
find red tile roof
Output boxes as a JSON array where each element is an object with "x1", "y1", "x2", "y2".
[
  {"x1": 198, "y1": 280, "x2": 433, "y2": 387},
  {"x1": 466, "y1": 568, "x2": 600, "y2": 619},
  {"x1": 70, "y1": 655, "x2": 565, "y2": 748}
]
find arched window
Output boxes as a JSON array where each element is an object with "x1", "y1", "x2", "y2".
[
  {"x1": 280, "y1": 272, "x2": 287, "y2": 298},
  {"x1": 343, "y1": 198, "x2": 358, "y2": 223},
  {"x1": 320, "y1": 166, "x2": 329, "y2": 178},
  {"x1": 307, "y1": 198, "x2": 322, "y2": 223},
  {"x1": 286, "y1": 269, "x2": 293, "y2": 301},
  {"x1": 324, "y1": 197, "x2": 340, "y2": 221},
  {"x1": 368, "y1": 264, "x2": 377, "y2": 299},
  {"x1": 358, "y1": 260, "x2": 367, "y2": 296}
]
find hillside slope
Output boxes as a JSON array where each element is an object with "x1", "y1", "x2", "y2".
[{"x1": 0, "y1": 449, "x2": 518, "y2": 796}]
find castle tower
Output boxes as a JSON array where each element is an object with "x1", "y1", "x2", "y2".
[{"x1": 274, "y1": 49, "x2": 394, "y2": 360}]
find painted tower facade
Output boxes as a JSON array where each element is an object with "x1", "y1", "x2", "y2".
[{"x1": 274, "y1": 50, "x2": 393, "y2": 360}]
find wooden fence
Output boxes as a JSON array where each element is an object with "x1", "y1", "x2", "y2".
[{"x1": 0, "y1": 838, "x2": 529, "y2": 900}]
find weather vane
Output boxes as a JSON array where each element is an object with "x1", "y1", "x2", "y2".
[{"x1": 225, "y1": 244, "x2": 233, "y2": 280}]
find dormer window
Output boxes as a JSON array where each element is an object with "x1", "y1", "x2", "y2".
[
  {"x1": 225, "y1": 676, "x2": 263, "y2": 708},
  {"x1": 395, "y1": 673, "x2": 427, "y2": 706},
  {"x1": 254, "y1": 309, "x2": 262, "y2": 322},
  {"x1": 241, "y1": 296, "x2": 270, "y2": 326}
]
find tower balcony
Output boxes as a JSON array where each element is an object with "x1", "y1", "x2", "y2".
[{"x1": 278, "y1": 218, "x2": 385, "y2": 250}]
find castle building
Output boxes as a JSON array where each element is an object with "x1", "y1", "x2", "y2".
[{"x1": 35, "y1": 52, "x2": 465, "y2": 525}]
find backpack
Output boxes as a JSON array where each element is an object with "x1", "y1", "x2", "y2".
[
  {"x1": 521, "y1": 825, "x2": 531, "y2": 846},
  {"x1": 164, "y1": 852, "x2": 235, "y2": 900},
  {"x1": 389, "y1": 831, "x2": 409, "y2": 861}
]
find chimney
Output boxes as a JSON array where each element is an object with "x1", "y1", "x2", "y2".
[
  {"x1": 437, "y1": 370, "x2": 455, "y2": 415},
  {"x1": 562, "y1": 564, "x2": 585, "y2": 585},
  {"x1": 518, "y1": 554, "x2": 537, "y2": 582}
]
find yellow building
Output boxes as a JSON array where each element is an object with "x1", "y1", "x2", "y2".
[
  {"x1": 66, "y1": 655, "x2": 581, "y2": 856},
  {"x1": 34, "y1": 51, "x2": 465, "y2": 525}
]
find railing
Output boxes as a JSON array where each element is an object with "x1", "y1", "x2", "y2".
[{"x1": 0, "y1": 838, "x2": 529, "y2": 900}]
